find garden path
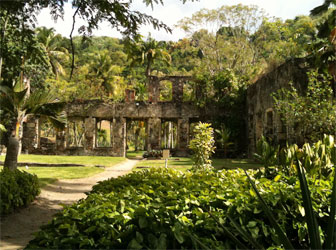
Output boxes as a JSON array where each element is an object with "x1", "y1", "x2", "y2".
[{"x1": 0, "y1": 158, "x2": 139, "y2": 250}]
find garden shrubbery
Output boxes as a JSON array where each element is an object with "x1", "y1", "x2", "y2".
[
  {"x1": 0, "y1": 169, "x2": 40, "y2": 216},
  {"x1": 26, "y1": 166, "x2": 334, "y2": 249},
  {"x1": 142, "y1": 150, "x2": 162, "y2": 158}
]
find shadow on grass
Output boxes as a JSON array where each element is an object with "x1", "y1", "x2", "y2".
[
  {"x1": 41, "y1": 180, "x2": 92, "y2": 194},
  {"x1": 38, "y1": 178, "x2": 57, "y2": 188},
  {"x1": 212, "y1": 158, "x2": 261, "y2": 170}
]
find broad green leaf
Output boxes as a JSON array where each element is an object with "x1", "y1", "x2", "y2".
[
  {"x1": 127, "y1": 239, "x2": 142, "y2": 249},
  {"x1": 139, "y1": 217, "x2": 148, "y2": 229}
]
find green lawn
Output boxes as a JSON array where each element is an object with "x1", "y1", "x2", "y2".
[
  {"x1": 0, "y1": 154, "x2": 126, "y2": 186},
  {"x1": 134, "y1": 157, "x2": 261, "y2": 172},
  {"x1": 212, "y1": 158, "x2": 261, "y2": 170},
  {"x1": 23, "y1": 166, "x2": 105, "y2": 187},
  {"x1": 126, "y1": 151, "x2": 145, "y2": 158},
  {"x1": 134, "y1": 157, "x2": 193, "y2": 172},
  {"x1": 0, "y1": 154, "x2": 125, "y2": 167}
]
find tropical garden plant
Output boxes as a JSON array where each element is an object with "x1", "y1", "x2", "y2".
[
  {"x1": 189, "y1": 122, "x2": 216, "y2": 171},
  {"x1": 0, "y1": 168, "x2": 40, "y2": 215},
  {"x1": 215, "y1": 125, "x2": 234, "y2": 158},
  {"x1": 235, "y1": 138, "x2": 336, "y2": 249},
  {"x1": 26, "y1": 157, "x2": 335, "y2": 249}
]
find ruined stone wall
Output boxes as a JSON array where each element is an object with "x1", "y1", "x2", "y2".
[
  {"x1": 22, "y1": 75, "x2": 212, "y2": 157},
  {"x1": 247, "y1": 58, "x2": 309, "y2": 156}
]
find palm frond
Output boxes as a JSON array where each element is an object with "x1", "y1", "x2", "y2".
[
  {"x1": 310, "y1": 0, "x2": 335, "y2": 16},
  {"x1": 294, "y1": 154, "x2": 322, "y2": 249}
]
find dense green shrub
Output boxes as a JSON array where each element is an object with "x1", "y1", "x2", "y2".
[
  {"x1": 189, "y1": 122, "x2": 215, "y2": 171},
  {"x1": 26, "y1": 168, "x2": 333, "y2": 249},
  {"x1": 0, "y1": 169, "x2": 40, "y2": 215},
  {"x1": 142, "y1": 150, "x2": 162, "y2": 158}
]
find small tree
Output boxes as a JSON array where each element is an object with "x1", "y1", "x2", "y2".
[
  {"x1": 189, "y1": 122, "x2": 216, "y2": 171},
  {"x1": 215, "y1": 125, "x2": 234, "y2": 158},
  {"x1": 272, "y1": 70, "x2": 336, "y2": 143}
]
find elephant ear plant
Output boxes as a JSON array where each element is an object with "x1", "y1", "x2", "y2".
[{"x1": 228, "y1": 143, "x2": 336, "y2": 249}]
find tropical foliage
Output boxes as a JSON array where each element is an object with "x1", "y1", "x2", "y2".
[
  {"x1": 26, "y1": 152, "x2": 335, "y2": 249},
  {"x1": 0, "y1": 169, "x2": 40, "y2": 215},
  {"x1": 272, "y1": 71, "x2": 336, "y2": 143},
  {"x1": 189, "y1": 122, "x2": 216, "y2": 171},
  {"x1": 0, "y1": 79, "x2": 65, "y2": 170}
]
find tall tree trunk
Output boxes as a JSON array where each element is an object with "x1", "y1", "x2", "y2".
[
  {"x1": 4, "y1": 134, "x2": 20, "y2": 170},
  {"x1": 145, "y1": 60, "x2": 152, "y2": 78}
]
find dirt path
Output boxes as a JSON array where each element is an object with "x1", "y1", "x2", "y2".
[{"x1": 0, "y1": 159, "x2": 139, "y2": 250}]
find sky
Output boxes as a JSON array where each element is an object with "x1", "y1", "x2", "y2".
[{"x1": 37, "y1": 0, "x2": 324, "y2": 41}]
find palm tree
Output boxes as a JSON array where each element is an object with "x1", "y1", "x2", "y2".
[
  {"x1": 35, "y1": 27, "x2": 69, "y2": 79},
  {"x1": 125, "y1": 36, "x2": 171, "y2": 78},
  {"x1": 88, "y1": 50, "x2": 123, "y2": 97},
  {"x1": 0, "y1": 79, "x2": 65, "y2": 170},
  {"x1": 215, "y1": 126, "x2": 234, "y2": 158}
]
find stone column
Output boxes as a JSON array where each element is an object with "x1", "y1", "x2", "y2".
[
  {"x1": 172, "y1": 79, "x2": 183, "y2": 103},
  {"x1": 147, "y1": 118, "x2": 161, "y2": 150},
  {"x1": 22, "y1": 116, "x2": 38, "y2": 153},
  {"x1": 84, "y1": 117, "x2": 95, "y2": 152},
  {"x1": 177, "y1": 118, "x2": 189, "y2": 156},
  {"x1": 113, "y1": 117, "x2": 126, "y2": 157},
  {"x1": 56, "y1": 129, "x2": 66, "y2": 152},
  {"x1": 145, "y1": 119, "x2": 149, "y2": 151}
]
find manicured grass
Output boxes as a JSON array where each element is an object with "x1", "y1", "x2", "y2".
[
  {"x1": 23, "y1": 166, "x2": 105, "y2": 187},
  {"x1": 134, "y1": 157, "x2": 193, "y2": 172},
  {"x1": 212, "y1": 158, "x2": 261, "y2": 170},
  {"x1": 0, "y1": 154, "x2": 126, "y2": 186},
  {"x1": 0, "y1": 154, "x2": 125, "y2": 167},
  {"x1": 126, "y1": 151, "x2": 145, "y2": 158},
  {"x1": 134, "y1": 157, "x2": 261, "y2": 172},
  {"x1": 0, "y1": 166, "x2": 105, "y2": 187}
]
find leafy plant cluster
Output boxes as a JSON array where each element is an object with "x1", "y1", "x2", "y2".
[
  {"x1": 26, "y1": 164, "x2": 334, "y2": 249},
  {"x1": 0, "y1": 169, "x2": 40, "y2": 216},
  {"x1": 189, "y1": 122, "x2": 216, "y2": 171},
  {"x1": 142, "y1": 150, "x2": 163, "y2": 158},
  {"x1": 254, "y1": 134, "x2": 336, "y2": 178},
  {"x1": 272, "y1": 70, "x2": 336, "y2": 143}
]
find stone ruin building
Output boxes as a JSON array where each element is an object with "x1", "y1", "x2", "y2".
[
  {"x1": 22, "y1": 76, "x2": 219, "y2": 157},
  {"x1": 247, "y1": 58, "x2": 310, "y2": 156},
  {"x1": 20, "y1": 59, "x2": 312, "y2": 158}
]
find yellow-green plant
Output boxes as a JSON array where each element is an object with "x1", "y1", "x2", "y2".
[
  {"x1": 189, "y1": 122, "x2": 215, "y2": 171},
  {"x1": 280, "y1": 135, "x2": 335, "y2": 178}
]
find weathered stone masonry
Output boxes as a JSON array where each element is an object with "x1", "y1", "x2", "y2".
[
  {"x1": 246, "y1": 58, "x2": 309, "y2": 156},
  {"x1": 22, "y1": 76, "x2": 212, "y2": 157},
  {"x1": 21, "y1": 60, "x2": 312, "y2": 158}
]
